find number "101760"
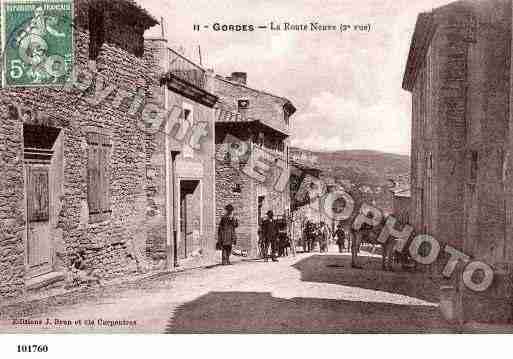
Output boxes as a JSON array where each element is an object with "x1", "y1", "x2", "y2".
[{"x1": 17, "y1": 345, "x2": 48, "y2": 353}]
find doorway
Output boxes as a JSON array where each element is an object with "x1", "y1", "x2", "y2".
[
  {"x1": 179, "y1": 180, "x2": 201, "y2": 259},
  {"x1": 26, "y1": 165, "x2": 52, "y2": 276},
  {"x1": 23, "y1": 124, "x2": 60, "y2": 277}
]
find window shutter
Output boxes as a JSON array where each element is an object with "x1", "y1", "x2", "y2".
[
  {"x1": 87, "y1": 132, "x2": 101, "y2": 216},
  {"x1": 100, "y1": 134, "x2": 111, "y2": 214}
]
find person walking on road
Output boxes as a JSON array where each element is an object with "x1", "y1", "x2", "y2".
[
  {"x1": 318, "y1": 222, "x2": 330, "y2": 253},
  {"x1": 350, "y1": 224, "x2": 363, "y2": 269},
  {"x1": 303, "y1": 221, "x2": 313, "y2": 252},
  {"x1": 334, "y1": 223, "x2": 346, "y2": 253},
  {"x1": 261, "y1": 210, "x2": 279, "y2": 262},
  {"x1": 217, "y1": 204, "x2": 238, "y2": 265}
]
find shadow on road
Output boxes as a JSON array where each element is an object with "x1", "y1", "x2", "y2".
[
  {"x1": 292, "y1": 254, "x2": 440, "y2": 303},
  {"x1": 164, "y1": 291, "x2": 451, "y2": 333}
]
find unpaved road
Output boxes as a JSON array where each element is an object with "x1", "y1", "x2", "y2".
[{"x1": 0, "y1": 251, "x2": 453, "y2": 333}]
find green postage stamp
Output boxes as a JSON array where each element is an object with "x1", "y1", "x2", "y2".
[{"x1": 1, "y1": 0, "x2": 73, "y2": 87}]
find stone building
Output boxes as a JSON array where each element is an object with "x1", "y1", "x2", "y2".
[
  {"x1": 0, "y1": 0, "x2": 218, "y2": 302},
  {"x1": 289, "y1": 159, "x2": 323, "y2": 243},
  {"x1": 146, "y1": 36, "x2": 218, "y2": 267},
  {"x1": 211, "y1": 73, "x2": 296, "y2": 257},
  {"x1": 403, "y1": 0, "x2": 513, "y2": 323}
]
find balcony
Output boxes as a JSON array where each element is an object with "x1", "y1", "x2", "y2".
[
  {"x1": 168, "y1": 47, "x2": 206, "y2": 89},
  {"x1": 160, "y1": 48, "x2": 217, "y2": 108},
  {"x1": 251, "y1": 143, "x2": 287, "y2": 164}
]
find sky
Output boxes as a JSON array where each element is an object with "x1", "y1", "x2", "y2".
[{"x1": 138, "y1": 0, "x2": 456, "y2": 155}]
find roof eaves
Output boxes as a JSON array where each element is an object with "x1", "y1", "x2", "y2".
[
  {"x1": 214, "y1": 75, "x2": 293, "y2": 106},
  {"x1": 402, "y1": 12, "x2": 437, "y2": 92}
]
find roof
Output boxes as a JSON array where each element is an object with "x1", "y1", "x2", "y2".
[
  {"x1": 214, "y1": 75, "x2": 296, "y2": 115},
  {"x1": 90, "y1": 0, "x2": 159, "y2": 29},
  {"x1": 215, "y1": 101, "x2": 290, "y2": 137},
  {"x1": 402, "y1": 12, "x2": 437, "y2": 92},
  {"x1": 126, "y1": 0, "x2": 160, "y2": 27}
]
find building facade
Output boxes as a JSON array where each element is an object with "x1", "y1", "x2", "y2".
[
  {"x1": 211, "y1": 73, "x2": 296, "y2": 257},
  {"x1": 146, "y1": 39, "x2": 218, "y2": 267},
  {"x1": 403, "y1": 0, "x2": 513, "y2": 323},
  {"x1": 0, "y1": 0, "x2": 218, "y2": 303}
]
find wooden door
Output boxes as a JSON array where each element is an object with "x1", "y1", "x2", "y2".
[
  {"x1": 179, "y1": 189, "x2": 187, "y2": 259},
  {"x1": 26, "y1": 165, "x2": 52, "y2": 276}
]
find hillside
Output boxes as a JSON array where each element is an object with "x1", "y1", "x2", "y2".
[
  {"x1": 290, "y1": 148, "x2": 411, "y2": 213},
  {"x1": 290, "y1": 148, "x2": 411, "y2": 189}
]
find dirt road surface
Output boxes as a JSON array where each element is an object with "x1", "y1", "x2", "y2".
[{"x1": 0, "y1": 250, "x2": 453, "y2": 333}]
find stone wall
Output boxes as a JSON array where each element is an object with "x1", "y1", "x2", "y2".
[
  {"x1": 408, "y1": 0, "x2": 513, "y2": 323},
  {"x1": 0, "y1": 102, "x2": 25, "y2": 299},
  {"x1": 215, "y1": 149, "x2": 255, "y2": 254},
  {"x1": 212, "y1": 75, "x2": 292, "y2": 258},
  {"x1": 168, "y1": 90, "x2": 216, "y2": 258},
  {"x1": 0, "y1": 17, "x2": 166, "y2": 300}
]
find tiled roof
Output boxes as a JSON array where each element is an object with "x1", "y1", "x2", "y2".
[
  {"x1": 214, "y1": 75, "x2": 296, "y2": 114},
  {"x1": 215, "y1": 104, "x2": 290, "y2": 137}
]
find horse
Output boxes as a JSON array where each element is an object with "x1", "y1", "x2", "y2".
[{"x1": 349, "y1": 218, "x2": 413, "y2": 271}]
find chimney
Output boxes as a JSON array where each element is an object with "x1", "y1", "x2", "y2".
[{"x1": 229, "y1": 72, "x2": 247, "y2": 85}]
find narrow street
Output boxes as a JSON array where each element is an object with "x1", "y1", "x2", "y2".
[{"x1": 0, "y1": 249, "x2": 453, "y2": 334}]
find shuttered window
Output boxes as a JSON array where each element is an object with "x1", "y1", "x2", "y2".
[
  {"x1": 27, "y1": 167, "x2": 50, "y2": 222},
  {"x1": 87, "y1": 132, "x2": 111, "y2": 223}
]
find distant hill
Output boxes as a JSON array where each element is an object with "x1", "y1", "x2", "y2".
[
  {"x1": 290, "y1": 148, "x2": 410, "y2": 188},
  {"x1": 290, "y1": 148, "x2": 411, "y2": 213}
]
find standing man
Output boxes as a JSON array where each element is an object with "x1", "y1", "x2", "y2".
[
  {"x1": 319, "y1": 222, "x2": 330, "y2": 253},
  {"x1": 334, "y1": 222, "x2": 346, "y2": 253},
  {"x1": 350, "y1": 224, "x2": 363, "y2": 269},
  {"x1": 217, "y1": 204, "x2": 238, "y2": 265},
  {"x1": 302, "y1": 221, "x2": 311, "y2": 253},
  {"x1": 261, "y1": 210, "x2": 279, "y2": 262}
]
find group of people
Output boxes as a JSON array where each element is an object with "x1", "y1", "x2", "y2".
[
  {"x1": 217, "y1": 205, "x2": 363, "y2": 268},
  {"x1": 217, "y1": 204, "x2": 289, "y2": 264},
  {"x1": 303, "y1": 221, "x2": 354, "y2": 255}
]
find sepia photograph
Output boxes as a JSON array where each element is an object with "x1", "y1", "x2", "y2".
[{"x1": 0, "y1": 0, "x2": 512, "y2": 353}]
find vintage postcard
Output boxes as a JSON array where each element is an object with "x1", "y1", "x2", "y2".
[{"x1": 0, "y1": 0, "x2": 512, "y2": 348}]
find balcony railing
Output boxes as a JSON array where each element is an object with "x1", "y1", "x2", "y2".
[
  {"x1": 168, "y1": 48, "x2": 206, "y2": 89},
  {"x1": 251, "y1": 143, "x2": 287, "y2": 164}
]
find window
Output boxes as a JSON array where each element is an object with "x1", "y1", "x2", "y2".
[
  {"x1": 182, "y1": 102, "x2": 194, "y2": 125},
  {"x1": 238, "y1": 99, "x2": 249, "y2": 119},
  {"x1": 498, "y1": 148, "x2": 504, "y2": 181},
  {"x1": 278, "y1": 141, "x2": 285, "y2": 153},
  {"x1": 87, "y1": 132, "x2": 111, "y2": 223},
  {"x1": 183, "y1": 108, "x2": 191, "y2": 122},
  {"x1": 257, "y1": 132, "x2": 264, "y2": 147},
  {"x1": 237, "y1": 99, "x2": 249, "y2": 111},
  {"x1": 284, "y1": 110, "x2": 290, "y2": 126},
  {"x1": 470, "y1": 151, "x2": 478, "y2": 183}
]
